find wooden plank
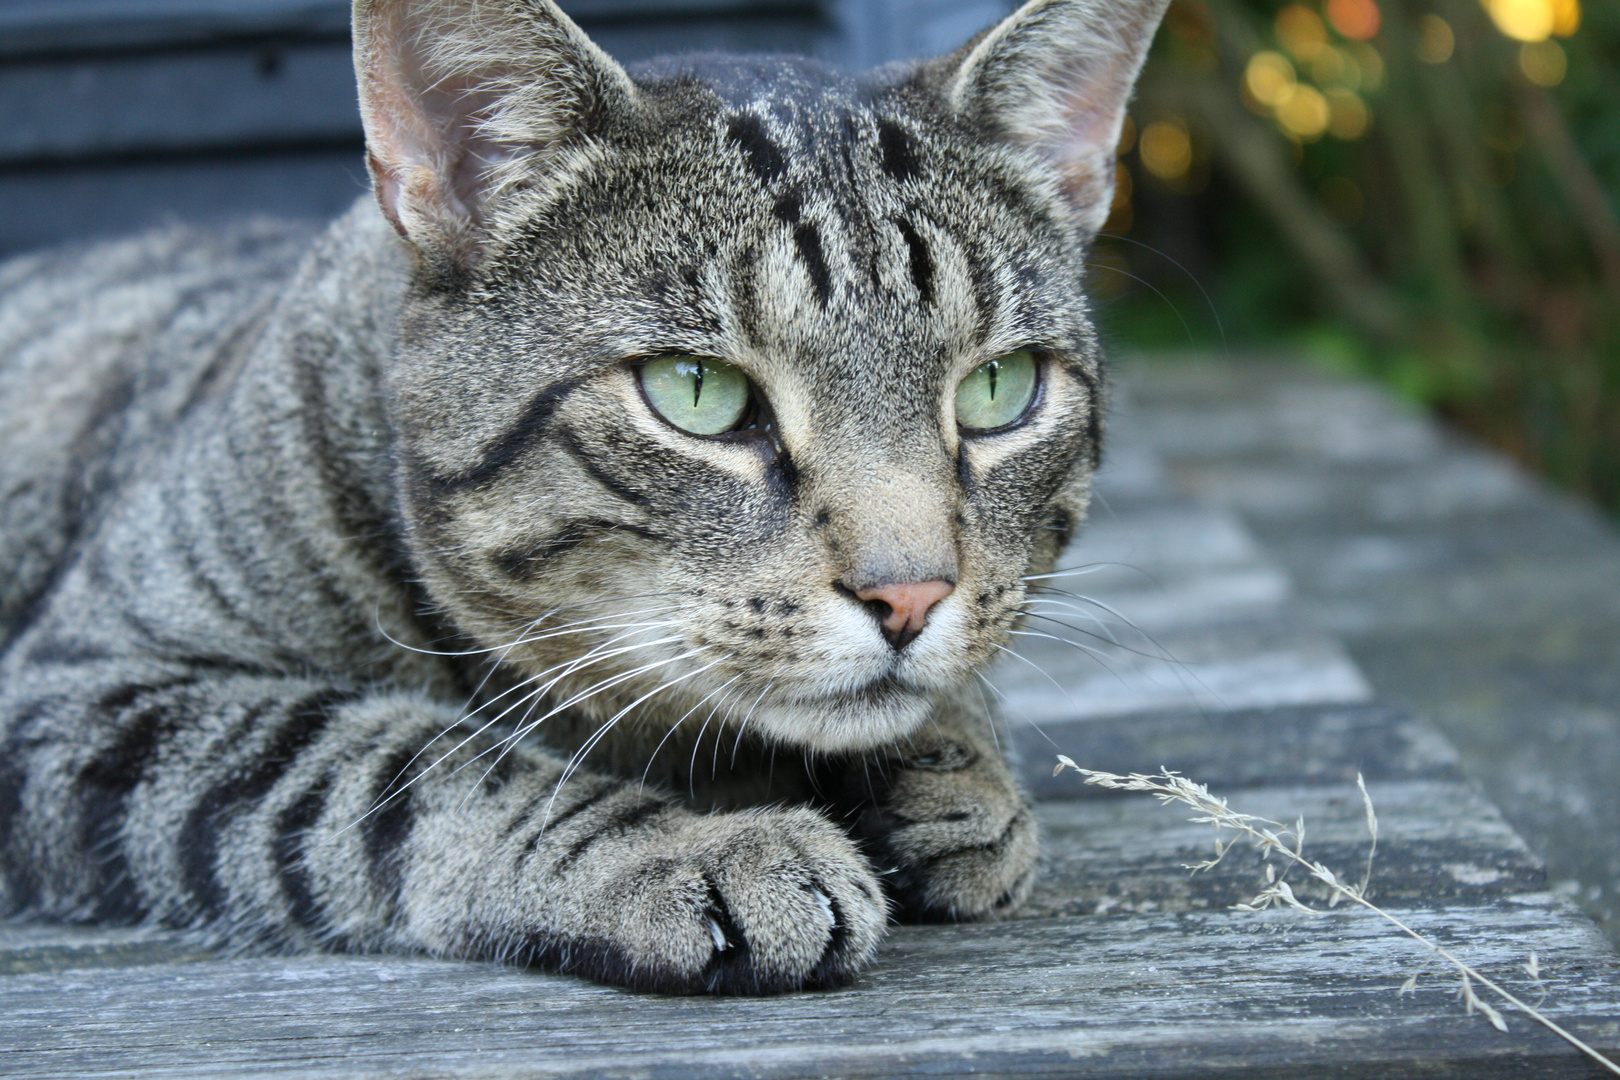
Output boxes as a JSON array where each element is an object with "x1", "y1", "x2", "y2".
[
  {"x1": 0, "y1": 900, "x2": 1615, "y2": 1079},
  {"x1": 0, "y1": 925, "x2": 214, "y2": 977},
  {"x1": 1028, "y1": 778, "x2": 1545, "y2": 917},
  {"x1": 0, "y1": 43, "x2": 361, "y2": 164},
  {"x1": 0, "y1": 149, "x2": 367, "y2": 257},
  {"x1": 0, "y1": 0, "x2": 821, "y2": 58},
  {"x1": 994, "y1": 617, "x2": 1371, "y2": 723},
  {"x1": 1013, "y1": 702, "x2": 1461, "y2": 799}
]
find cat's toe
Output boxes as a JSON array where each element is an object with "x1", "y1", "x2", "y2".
[
  {"x1": 690, "y1": 807, "x2": 887, "y2": 994},
  {"x1": 846, "y1": 740, "x2": 1040, "y2": 921},
  {"x1": 590, "y1": 806, "x2": 886, "y2": 995}
]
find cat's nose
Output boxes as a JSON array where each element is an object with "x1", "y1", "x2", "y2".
[{"x1": 852, "y1": 580, "x2": 955, "y2": 651}]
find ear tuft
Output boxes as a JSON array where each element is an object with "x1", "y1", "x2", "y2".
[
  {"x1": 946, "y1": 0, "x2": 1170, "y2": 234},
  {"x1": 353, "y1": 0, "x2": 636, "y2": 271}
]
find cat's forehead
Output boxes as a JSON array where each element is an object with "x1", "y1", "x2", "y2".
[
  {"x1": 631, "y1": 53, "x2": 870, "y2": 122},
  {"x1": 485, "y1": 50, "x2": 1092, "y2": 417}
]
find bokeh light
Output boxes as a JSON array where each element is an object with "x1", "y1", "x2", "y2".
[
  {"x1": 1276, "y1": 84, "x2": 1331, "y2": 140},
  {"x1": 1245, "y1": 50, "x2": 1297, "y2": 109},
  {"x1": 1348, "y1": 42, "x2": 1384, "y2": 90},
  {"x1": 1326, "y1": 88, "x2": 1370, "y2": 139},
  {"x1": 1140, "y1": 118, "x2": 1194, "y2": 180},
  {"x1": 1519, "y1": 38, "x2": 1567, "y2": 85},
  {"x1": 1551, "y1": 0, "x2": 1581, "y2": 36},
  {"x1": 1484, "y1": 0, "x2": 1555, "y2": 41},
  {"x1": 1416, "y1": 15, "x2": 1456, "y2": 63},
  {"x1": 1309, "y1": 46, "x2": 1348, "y2": 86},
  {"x1": 1325, "y1": 0, "x2": 1381, "y2": 40},
  {"x1": 1276, "y1": 5, "x2": 1328, "y2": 59}
]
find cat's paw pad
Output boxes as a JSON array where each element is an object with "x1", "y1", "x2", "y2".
[
  {"x1": 602, "y1": 806, "x2": 886, "y2": 994},
  {"x1": 853, "y1": 740, "x2": 1039, "y2": 921}
]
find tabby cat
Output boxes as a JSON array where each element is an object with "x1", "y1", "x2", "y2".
[{"x1": 0, "y1": 0, "x2": 1166, "y2": 994}]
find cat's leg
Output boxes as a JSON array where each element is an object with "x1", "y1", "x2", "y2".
[
  {"x1": 830, "y1": 695, "x2": 1038, "y2": 921},
  {"x1": 0, "y1": 672, "x2": 886, "y2": 993}
]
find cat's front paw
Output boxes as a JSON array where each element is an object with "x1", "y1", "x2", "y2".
[
  {"x1": 843, "y1": 738, "x2": 1038, "y2": 922},
  {"x1": 559, "y1": 806, "x2": 887, "y2": 994}
]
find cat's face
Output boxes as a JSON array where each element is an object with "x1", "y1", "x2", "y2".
[{"x1": 359, "y1": 0, "x2": 1164, "y2": 751}]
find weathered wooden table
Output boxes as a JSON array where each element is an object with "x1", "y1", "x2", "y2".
[{"x1": 5, "y1": 358, "x2": 1619, "y2": 1078}]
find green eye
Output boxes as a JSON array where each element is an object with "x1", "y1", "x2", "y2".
[
  {"x1": 639, "y1": 355, "x2": 752, "y2": 436},
  {"x1": 955, "y1": 350, "x2": 1038, "y2": 432}
]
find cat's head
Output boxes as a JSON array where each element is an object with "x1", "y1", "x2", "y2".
[{"x1": 355, "y1": 0, "x2": 1167, "y2": 751}]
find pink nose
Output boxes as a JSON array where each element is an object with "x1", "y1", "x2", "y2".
[{"x1": 854, "y1": 580, "x2": 955, "y2": 651}]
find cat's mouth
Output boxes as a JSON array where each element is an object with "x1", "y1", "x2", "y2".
[{"x1": 747, "y1": 672, "x2": 937, "y2": 752}]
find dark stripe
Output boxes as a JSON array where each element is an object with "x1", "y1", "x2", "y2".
[
  {"x1": 274, "y1": 771, "x2": 333, "y2": 933},
  {"x1": 555, "y1": 427, "x2": 654, "y2": 507},
  {"x1": 878, "y1": 120, "x2": 922, "y2": 182},
  {"x1": 727, "y1": 115, "x2": 786, "y2": 183},
  {"x1": 895, "y1": 218, "x2": 934, "y2": 305},
  {"x1": 966, "y1": 240, "x2": 998, "y2": 344},
  {"x1": 21, "y1": 635, "x2": 113, "y2": 667},
  {"x1": 772, "y1": 192, "x2": 802, "y2": 226},
  {"x1": 553, "y1": 798, "x2": 666, "y2": 873},
  {"x1": 0, "y1": 747, "x2": 31, "y2": 914},
  {"x1": 793, "y1": 223, "x2": 833, "y2": 307},
  {"x1": 764, "y1": 449, "x2": 799, "y2": 502},
  {"x1": 493, "y1": 519, "x2": 661, "y2": 582},
  {"x1": 1074, "y1": 363, "x2": 1103, "y2": 470},
  {"x1": 502, "y1": 788, "x2": 556, "y2": 840},
  {"x1": 362, "y1": 745, "x2": 422, "y2": 904},
  {"x1": 174, "y1": 531, "x2": 276, "y2": 643},
  {"x1": 522, "y1": 781, "x2": 615, "y2": 853},
  {"x1": 421, "y1": 379, "x2": 583, "y2": 493},
  {"x1": 76, "y1": 692, "x2": 187, "y2": 922},
  {"x1": 177, "y1": 692, "x2": 338, "y2": 919},
  {"x1": 1047, "y1": 504, "x2": 1078, "y2": 550}
]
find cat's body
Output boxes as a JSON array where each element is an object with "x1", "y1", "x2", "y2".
[{"x1": 0, "y1": 0, "x2": 1166, "y2": 993}]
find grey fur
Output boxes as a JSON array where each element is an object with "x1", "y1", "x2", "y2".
[{"x1": 0, "y1": 0, "x2": 1166, "y2": 994}]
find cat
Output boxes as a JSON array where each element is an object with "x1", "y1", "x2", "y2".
[{"x1": 0, "y1": 0, "x2": 1166, "y2": 994}]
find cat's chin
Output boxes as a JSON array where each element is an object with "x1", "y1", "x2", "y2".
[{"x1": 748, "y1": 677, "x2": 937, "y2": 752}]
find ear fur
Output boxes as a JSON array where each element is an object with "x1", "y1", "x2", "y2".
[
  {"x1": 352, "y1": 0, "x2": 636, "y2": 271},
  {"x1": 946, "y1": 0, "x2": 1170, "y2": 234}
]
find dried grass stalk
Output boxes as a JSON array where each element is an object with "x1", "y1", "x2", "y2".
[{"x1": 1055, "y1": 757, "x2": 1620, "y2": 1076}]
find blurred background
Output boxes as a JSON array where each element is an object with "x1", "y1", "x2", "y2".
[{"x1": 0, "y1": 0, "x2": 1616, "y2": 515}]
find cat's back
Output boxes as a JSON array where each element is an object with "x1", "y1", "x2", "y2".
[{"x1": 0, "y1": 219, "x2": 314, "y2": 646}]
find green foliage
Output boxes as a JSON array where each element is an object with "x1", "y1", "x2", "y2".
[{"x1": 1102, "y1": 0, "x2": 1620, "y2": 514}]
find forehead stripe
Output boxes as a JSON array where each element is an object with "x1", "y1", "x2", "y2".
[
  {"x1": 877, "y1": 119, "x2": 923, "y2": 182},
  {"x1": 895, "y1": 217, "x2": 934, "y2": 306},
  {"x1": 793, "y1": 221, "x2": 833, "y2": 308},
  {"x1": 727, "y1": 115, "x2": 788, "y2": 184}
]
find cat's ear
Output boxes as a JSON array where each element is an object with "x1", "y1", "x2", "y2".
[
  {"x1": 944, "y1": 0, "x2": 1170, "y2": 234},
  {"x1": 352, "y1": 0, "x2": 636, "y2": 270}
]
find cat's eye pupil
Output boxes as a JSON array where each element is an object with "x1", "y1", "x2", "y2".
[
  {"x1": 674, "y1": 357, "x2": 704, "y2": 407},
  {"x1": 956, "y1": 350, "x2": 1037, "y2": 432},
  {"x1": 639, "y1": 354, "x2": 752, "y2": 437}
]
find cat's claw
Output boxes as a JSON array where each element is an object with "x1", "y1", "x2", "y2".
[{"x1": 811, "y1": 888, "x2": 835, "y2": 931}]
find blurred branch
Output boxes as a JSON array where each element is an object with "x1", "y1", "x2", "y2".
[
  {"x1": 1371, "y1": 2, "x2": 1475, "y2": 318},
  {"x1": 1146, "y1": 76, "x2": 1410, "y2": 343},
  {"x1": 1517, "y1": 85, "x2": 1620, "y2": 300}
]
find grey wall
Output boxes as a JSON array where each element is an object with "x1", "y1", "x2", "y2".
[{"x1": 0, "y1": 0, "x2": 1011, "y2": 256}]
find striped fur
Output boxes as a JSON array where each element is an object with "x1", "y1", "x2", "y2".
[{"x1": 0, "y1": 0, "x2": 1167, "y2": 993}]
